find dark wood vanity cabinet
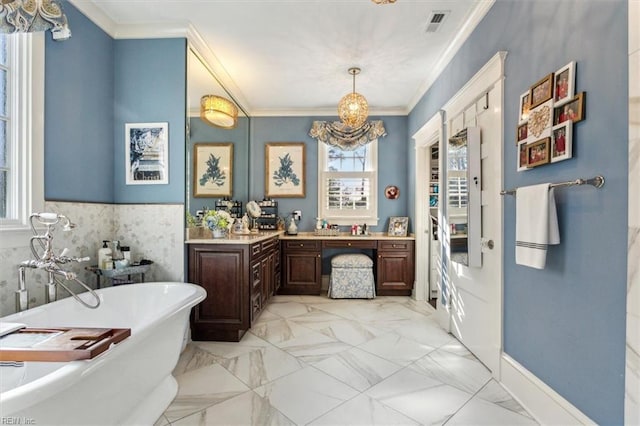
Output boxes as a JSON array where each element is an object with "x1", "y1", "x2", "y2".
[
  {"x1": 280, "y1": 240, "x2": 322, "y2": 295},
  {"x1": 279, "y1": 237, "x2": 415, "y2": 296},
  {"x1": 189, "y1": 236, "x2": 279, "y2": 342},
  {"x1": 376, "y1": 240, "x2": 415, "y2": 296}
]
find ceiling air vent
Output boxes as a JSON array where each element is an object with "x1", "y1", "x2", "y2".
[{"x1": 425, "y1": 10, "x2": 449, "y2": 33}]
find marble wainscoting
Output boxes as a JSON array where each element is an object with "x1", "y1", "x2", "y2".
[
  {"x1": 113, "y1": 204, "x2": 184, "y2": 282},
  {"x1": 159, "y1": 296, "x2": 538, "y2": 426},
  {"x1": 0, "y1": 202, "x2": 184, "y2": 316},
  {"x1": 627, "y1": 0, "x2": 640, "y2": 421}
]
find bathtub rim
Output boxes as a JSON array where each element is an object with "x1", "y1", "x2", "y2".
[{"x1": 0, "y1": 282, "x2": 206, "y2": 416}]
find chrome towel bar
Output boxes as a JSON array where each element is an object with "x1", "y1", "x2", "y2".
[{"x1": 500, "y1": 175, "x2": 605, "y2": 196}]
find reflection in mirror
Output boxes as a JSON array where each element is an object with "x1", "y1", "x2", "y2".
[
  {"x1": 186, "y1": 48, "x2": 249, "y2": 219},
  {"x1": 447, "y1": 127, "x2": 481, "y2": 267}
]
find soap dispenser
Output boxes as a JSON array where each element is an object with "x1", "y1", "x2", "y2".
[
  {"x1": 98, "y1": 240, "x2": 112, "y2": 270},
  {"x1": 287, "y1": 215, "x2": 298, "y2": 235}
]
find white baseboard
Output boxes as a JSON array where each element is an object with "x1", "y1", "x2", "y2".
[{"x1": 500, "y1": 354, "x2": 596, "y2": 425}]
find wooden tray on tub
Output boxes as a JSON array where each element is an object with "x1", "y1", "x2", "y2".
[{"x1": 0, "y1": 327, "x2": 131, "y2": 362}]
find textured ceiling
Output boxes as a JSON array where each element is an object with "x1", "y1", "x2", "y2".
[{"x1": 70, "y1": 0, "x2": 493, "y2": 116}]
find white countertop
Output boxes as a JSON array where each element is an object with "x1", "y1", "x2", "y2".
[{"x1": 186, "y1": 230, "x2": 282, "y2": 245}]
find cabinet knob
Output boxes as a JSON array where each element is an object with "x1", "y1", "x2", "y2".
[
  {"x1": 392, "y1": 244, "x2": 397, "y2": 248},
  {"x1": 317, "y1": 254, "x2": 321, "y2": 258},
  {"x1": 299, "y1": 243, "x2": 304, "y2": 247},
  {"x1": 348, "y1": 243, "x2": 351, "y2": 246}
]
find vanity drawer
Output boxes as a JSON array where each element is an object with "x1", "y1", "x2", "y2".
[
  {"x1": 283, "y1": 240, "x2": 321, "y2": 251},
  {"x1": 378, "y1": 240, "x2": 413, "y2": 251},
  {"x1": 261, "y1": 238, "x2": 277, "y2": 252},
  {"x1": 322, "y1": 240, "x2": 377, "y2": 249},
  {"x1": 251, "y1": 242, "x2": 261, "y2": 257}
]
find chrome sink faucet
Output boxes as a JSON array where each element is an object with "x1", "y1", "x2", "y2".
[{"x1": 16, "y1": 213, "x2": 99, "y2": 312}]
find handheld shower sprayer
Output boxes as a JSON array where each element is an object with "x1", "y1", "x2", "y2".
[{"x1": 30, "y1": 212, "x2": 76, "y2": 231}]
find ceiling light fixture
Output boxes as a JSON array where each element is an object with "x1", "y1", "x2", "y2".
[
  {"x1": 200, "y1": 95, "x2": 238, "y2": 129},
  {"x1": 371, "y1": 0, "x2": 397, "y2": 4},
  {"x1": 338, "y1": 67, "x2": 369, "y2": 128}
]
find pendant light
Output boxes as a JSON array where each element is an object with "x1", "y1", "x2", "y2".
[{"x1": 337, "y1": 67, "x2": 369, "y2": 128}]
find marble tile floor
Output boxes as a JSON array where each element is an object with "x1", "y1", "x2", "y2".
[{"x1": 158, "y1": 296, "x2": 537, "y2": 426}]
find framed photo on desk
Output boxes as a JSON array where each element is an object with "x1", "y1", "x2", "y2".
[{"x1": 388, "y1": 217, "x2": 409, "y2": 237}]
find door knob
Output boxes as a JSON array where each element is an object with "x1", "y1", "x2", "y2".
[{"x1": 481, "y1": 238, "x2": 494, "y2": 250}]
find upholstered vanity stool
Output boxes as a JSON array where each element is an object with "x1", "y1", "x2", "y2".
[{"x1": 328, "y1": 253, "x2": 376, "y2": 299}]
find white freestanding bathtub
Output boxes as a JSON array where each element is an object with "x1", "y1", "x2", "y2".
[{"x1": 0, "y1": 282, "x2": 206, "y2": 425}]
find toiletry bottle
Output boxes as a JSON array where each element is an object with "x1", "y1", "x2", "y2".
[
  {"x1": 98, "y1": 240, "x2": 112, "y2": 270},
  {"x1": 112, "y1": 240, "x2": 123, "y2": 260},
  {"x1": 121, "y1": 246, "x2": 131, "y2": 265}
]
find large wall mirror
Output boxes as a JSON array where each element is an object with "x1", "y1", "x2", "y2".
[
  {"x1": 186, "y1": 47, "x2": 250, "y2": 217},
  {"x1": 447, "y1": 127, "x2": 482, "y2": 267}
]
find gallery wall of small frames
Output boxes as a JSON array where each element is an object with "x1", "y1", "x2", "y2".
[{"x1": 516, "y1": 61, "x2": 585, "y2": 171}]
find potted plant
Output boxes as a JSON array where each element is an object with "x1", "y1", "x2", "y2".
[{"x1": 202, "y1": 209, "x2": 233, "y2": 238}]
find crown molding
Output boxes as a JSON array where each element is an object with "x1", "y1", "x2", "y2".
[
  {"x1": 186, "y1": 24, "x2": 251, "y2": 116},
  {"x1": 406, "y1": 0, "x2": 496, "y2": 113}
]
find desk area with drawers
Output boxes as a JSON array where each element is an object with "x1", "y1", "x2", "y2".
[{"x1": 279, "y1": 233, "x2": 415, "y2": 297}]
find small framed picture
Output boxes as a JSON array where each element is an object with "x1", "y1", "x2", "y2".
[
  {"x1": 527, "y1": 137, "x2": 550, "y2": 168},
  {"x1": 516, "y1": 122, "x2": 528, "y2": 144},
  {"x1": 193, "y1": 143, "x2": 233, "y2": 197},
  {"x1": 517, "y1": 140, "x2": 530, "y2": 172},
  {"x1": 265, "y1": 142, "x2": 306, "y2": 198},
  {"x1": 551, "y1": 122, "x2": 573, "y2": 163},
  {"x1": 554, "y1": 92, "x2": 585, "y2": 125},
  {"x1": 388, "y1": 216, "x2": 409, "y2": 237},
  {"x1": 553, "y1": 61, "x2": 576, "y2": 107},
  {"x1": 527, "y1": 100, "x2": 553, "y2": 140},
  {"x1": 529, "y1": 73, "x2": 554, "y2": 109},
  {"x1": 125, "y1": 122, "x2": 169, "y2": 185},
  {"x1": 518, "y1": 91, "x2": 531, "y2": 125}
]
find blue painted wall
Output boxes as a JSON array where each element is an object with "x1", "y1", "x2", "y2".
[
  {"x1": 113, "y1": 38, "x2": 186, "y2": 204},
  {"x1": 45, "y1": 2, "x2": 114, "y2": 202},
  {"x1": 250, "y1": 116, "x2": 409, "y2": 232},
  {"x1": 408, "y1": 1, "x2": 628, "y2": 424},
  {"x1": 188, "y1": 116, "x2": 250, "y2": 214}
]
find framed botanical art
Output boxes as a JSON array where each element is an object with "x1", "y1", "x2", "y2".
[
  {"x1": 554, "y1": 92, "x2": 585, "y2": 125},
  {"x1": 388, "y1": 216, "x2": 409, "y2": 237},
  {"x1": 527, "y1": 137, "x2": 550, "y2": 167},
  {"x1": 529, "y1": 73, "x2": 554, "y2": 109},
  {"x1": 125, "y1": 122, "x2": 169, "y2": 185},
  {"x1": 265, "y1": 142, "x2": 306, "y2": 198},
  {"x1": 518, "y1": 91, "x2": 531, "y2": 125},
  {"x1": 193, "y1": 143, "x2": 233, "y2": 197},
  {"x1": 553, "y1": 61, "x2": 576, "y2": 106},
  {"x1": 551, "y1": 122, "x2": 572, "y2": 163}
]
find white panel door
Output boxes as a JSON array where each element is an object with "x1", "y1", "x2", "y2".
[{"x1": 447, "y1": 83, "x2": 503, "y2": 373}]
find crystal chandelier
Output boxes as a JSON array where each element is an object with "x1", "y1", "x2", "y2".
[{"x1": 337, "y1": 67, "x2": 369, "y2": 128}]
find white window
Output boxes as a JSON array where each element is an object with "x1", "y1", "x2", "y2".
[
  {"x1": 0, "y1": 32, "x2": 44, "y2": 248},
  {"x1": 318, "y1": 141, "x2": 378, "y2": 226}
]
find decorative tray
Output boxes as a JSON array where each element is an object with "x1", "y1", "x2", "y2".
[{"x1": 0, "y1": 327, "x2": 131, "y2": 362}]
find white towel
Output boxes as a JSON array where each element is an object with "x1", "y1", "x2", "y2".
[{"x1": 515, "y1": 183, "x2": 560, "y2": 269}]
